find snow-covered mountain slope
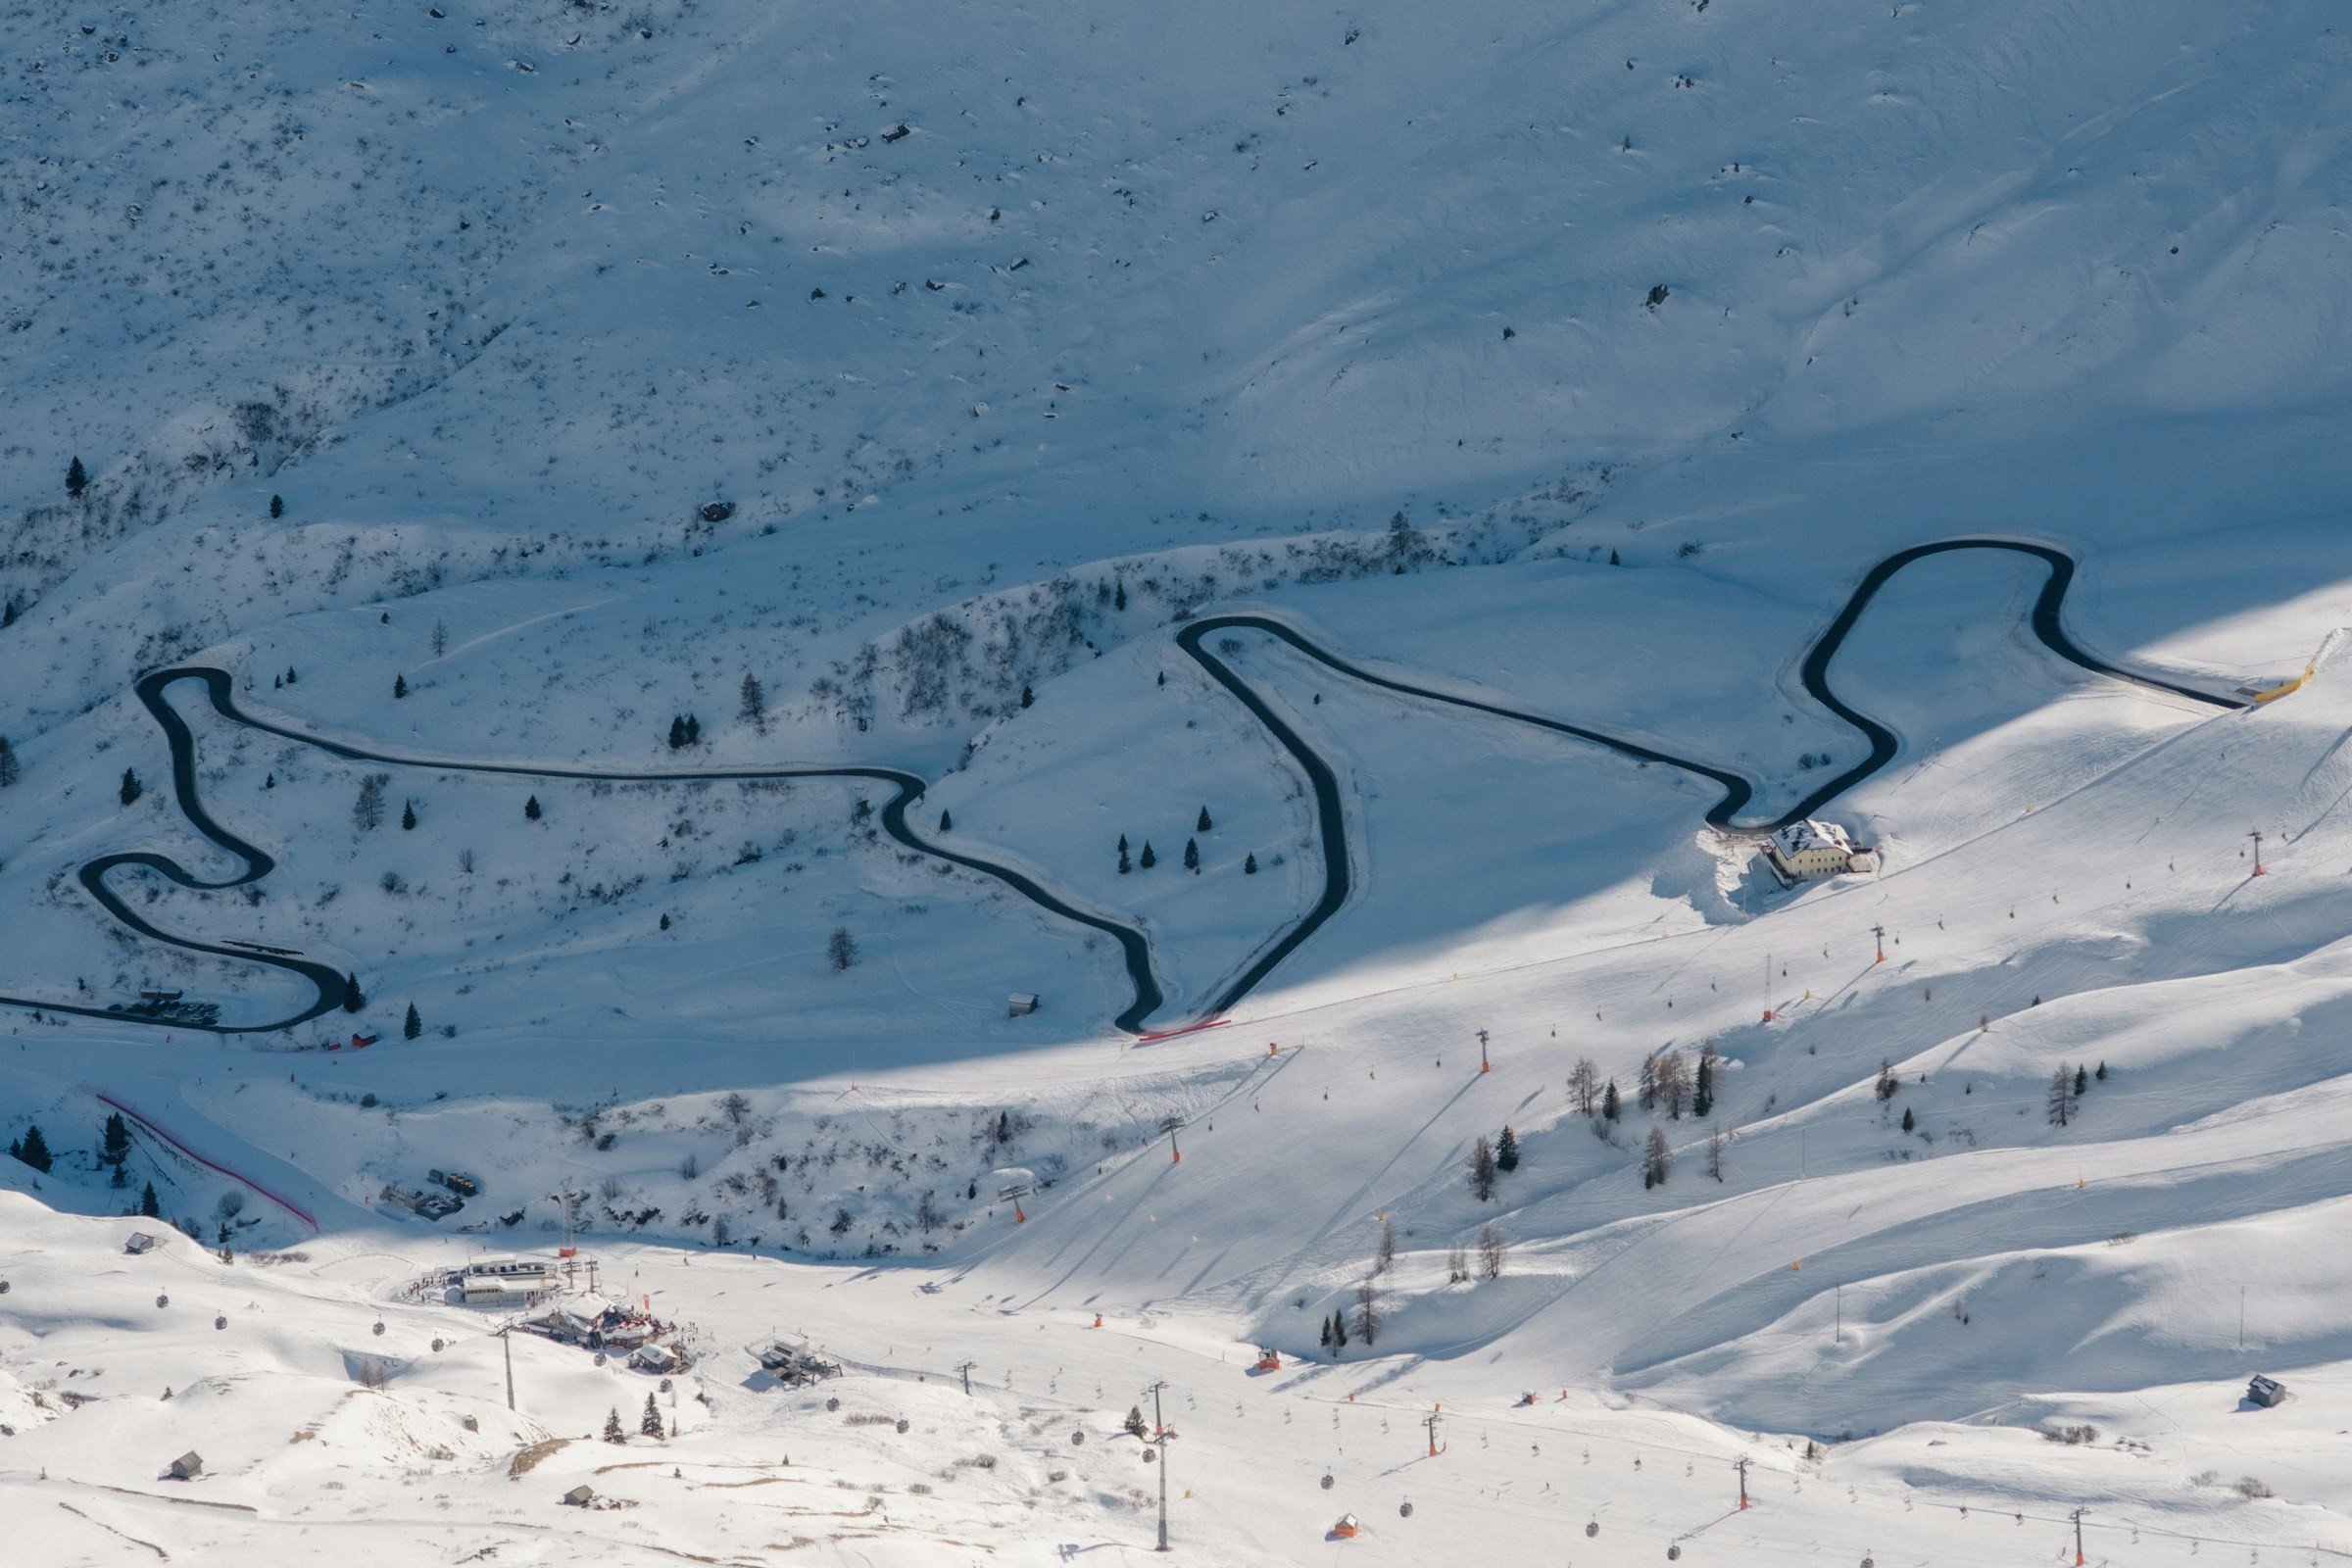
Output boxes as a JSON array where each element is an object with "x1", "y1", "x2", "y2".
[{"x1": 8, "y1": 0, "x2": 2352, "y2": 1561}]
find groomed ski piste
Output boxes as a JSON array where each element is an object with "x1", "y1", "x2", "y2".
[{"x1": 8, "y1": 0, "x2": 2352, "y2": 1562}]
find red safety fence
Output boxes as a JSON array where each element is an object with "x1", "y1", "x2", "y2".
[{"x1": 91, "y1": 1089, "x2": 320, "y2": 1231}]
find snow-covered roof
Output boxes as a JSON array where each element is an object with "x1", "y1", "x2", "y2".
[{"x1": 1771, "y1": 819, "x2": 1855, "y2": 856}]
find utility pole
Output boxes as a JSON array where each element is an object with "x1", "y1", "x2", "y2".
[
  {"x1": 1423, "y1": 1409, "x2": 1443, "y2": 1456},
  {"x1": 1145, "y1": 1380, "x2": 1174, "y2": 1552},
  {"x1": 2239, "y1": 1286, "x2": 2246, "y2": 1351},
  {"x1": 1834, "y1": 1284, "x2": 1841, "y2": 1345},
  {"x1": 1871, "y1": 924, "x2": 1886, "y2": 963},
  {"x1": 1762, "y1": 954, "x2": 1775, "y2": 1023},
  {"x1": 956, "y1": 1359, "x2": 976, "y2": 1396},
  {"x1": 2250, "y1": 830, "x2": 2266, "y2": 876},
  {"x1": 1161, "y1": 1113, "x2": 1186, "y2": 1164},
  {"x1": 999, "y1": 1182, "x2": 1031, "y2": 1224},
  {"x1": 501, "y1": 1324, "x2": 515, "y2": 1412},
  {"x1": 1476, "y1": 1029, "x2": 1491, "y2": 1074},
  {"x1": 2071, "y1": 1505, "x2": 2087, "y2": 1566},
  {"x1": 1736, "y1": 1456, "x2": 1751, "y2": 1510}
]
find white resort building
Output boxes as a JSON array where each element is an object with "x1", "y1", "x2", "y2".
[{"x1": 1762, "y1": 818, "x2": 1880, "y2": 882}]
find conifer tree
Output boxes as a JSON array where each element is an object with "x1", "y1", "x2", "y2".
[
  {"x1": 642, "y1": 1392, "x2": 664, "y2": 1438},
  {"x1": 14, "y1": 1124, "x2": 51, "y2": 1172},
  {"x1": 1244, "y1": 852, "x2": 1257, "y2": 874},
  {"x1": 66, "y1": 457, "x2": 87, "y2": 497},
  {"x1": 270, "y1": 493, "x2": 284, "y2": 518},
  {"x1": 120, "y1": 767, "x2": 142, "y2": 807},
  {"x1": 939, "y1": 809, "x2": 953, "y2": 832},
  {"x1": 343, "y1": 973, "x2": 365, "y2": 1011},
  {"x1": 738, "y1": 672, "x2": 766, "y2": 733},
  {"x1": 1494, "y1": 1126, "x2": 1520, "y2": 1173},
  {"x1": 1900, "y1": 1106, "x2": 1915, "y2": 1133},
  {"x1": 2073, "y1": 1064, "x2": 2089, "y2": 1097},
  {"x1": 392, "y1": 673, "x2": 407, "y2": 699},
  {"x1": 1692, "y1": 1045, "x2": 1716, "y2": 1118},
  {"x1": 668, "y1": 714, "x2": 687, "y2": 750},
  {"x1": 684, "y1": 713, "x2": 700, "y2": 746},
  {"x1": 604, "y1": 1406, "x2": 626, "y2": 1444},
  {"x1": 1183, "y1": 837, "x2": 1200, "y2": 873},
  {"x1": 828, "y1": 927, "x2": 858, "y2": 971},
  {"x1": 1139, "y1": 841, "x2": 1155, "y2": 869},
  {"x1": 101, "y1": 1112, "x2": 131, "y2": 1183},
  {"x1": 404, "y1": 1003, "x2": 421, "y2": 1040},
  {"x1": 1601, "y1": 1079, "x2": 1621, "y2": 1121},
  {"x1": 1331, "y1": 1309, "x2": 1347, "y2": 1350},
  {"x1": 1019, "y1": 683, "x2": 1034, "y2": 708},
  {"x1": 524, "y1": 794, "x2": 542, "y2": 820},
  {"x1": 0, "y1": 735, "x2": 17, "y2": 789},
  {"x1": 1197, "y1": 807, "x2": 1212, "y2": 832},
  {"x1": 1319, "y1": 1314, "x2": 1333, "y2": 1349},
  {"x1": 140, "y1": 1180, "x2": 160, "y2": 1217},
  {"x1": 401, "y1": 799, "x2": 416, "y2": 831}
]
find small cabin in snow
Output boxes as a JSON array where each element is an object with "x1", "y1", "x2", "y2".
[
  {"x1": 166, "y1": 1451, "x2": 203, "y2": 1481},
  {"x1": 2248, "y1": 1374, "x2": 2287, "y2": 1408},
  {"x1": 1762, "y1": 819, "x2": 1879, "y2": 882}
]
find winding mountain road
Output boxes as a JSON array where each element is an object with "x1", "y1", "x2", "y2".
[
  {"x1": 0, "y1": 668, "x2": 1163, "y2": 1036},
  {"x1": 1174, "y1": 538, "x2": 2238, "y2": 1022},
  {"x1": 0, "y1": 538, "x2": 2239, "y2": 1041}
]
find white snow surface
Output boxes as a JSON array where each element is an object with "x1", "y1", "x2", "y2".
[{"x1": 7, "y1": 0, "x2": 2352, "y2": 1560}]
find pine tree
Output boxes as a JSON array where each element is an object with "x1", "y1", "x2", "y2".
[
  {"x1": 524, "y1": 794, "x2": 542, "y2": 820},
  {"x1": 1118, "y1": 844, "x2": 1132, "y2": 874},
  {"x1": 1183, "y1": 837, "x2": 1200, "y2": 873},
  {"x1": 1331, "y1": 1309, "x2": 1348, "y2": 1350},
  {"x1": 1197, "y1": 807, "x2": 1212, "y2": 832},
  {"x1": 642, "y1": 1392, "x2": 663, "y2": 1438},
  {"x1": 659, "y1": 912, "x2": 670, "y2": 931},
  {"x1": 120, "y1": 767, "x2": 142, "y2": 807},
  {"x1": 1900, "y1": 1106, "x2": 1915, "y2": 1133},
  {"x1": 1468, "y1": 1135, "x2": 1498, "y2": 1200},
  {"x1": 604, "y1": 1407, "x2": 626, "y2": 1445},
  {"x1": 1244, "y1": 852, "x2": 1257, "y2": 874},
  {"x1": 738, "y1": 672, "x2": 766, "y2": 733},
  {"x1": 1494, "y1": 1126, "x2": 1520, "y2": 1173},
  {"x1": 1637, "y1": 1056, "x2": 1657, "y2": 1112},
  {"x1": 1601, "y1": 1079, "x2": 1621, "y2": 1121},
  {"x1": 140, "y1": 1180, "x2": 160, "y2": 1217},
  {"x1": 1692, "y1": 1044, "x2": 1717, "y2": 1118},
  {"x1": 342, "y1": 973, "x2": 365, "y2": 1012},
  {"x1": 404, "y1": 1003, "x2": 421, "y2": 1040},
  {"x1": 1642, "y1": 1127, "x2": 1672, "y2": 1189},
  {"x1": 270, "y1": 493, "x2": 284, "y2": 519},
  {"x1": 1114, "y1": 581, "x2": 1128, "y2": 612},
  {"x1": 66, "y1": 457, "x2": 87, "y2": 498},
  {"x1": 939, "y1": 809, "x2": 953, "y2": 832},
  {"x1": 1874, "y1": 1059, "x2": 1899, "y2": 1102},
  {"x1": 668, "y1": 714, "x2": 687, "y2": 750},
  {"x1": 0, "y1": 735, "x2": 17, "y2": 789},
  {"x1": 400, "y1": 799, "x2": 416, "y2": 831},
  {"x1": 1019, "y1": 683, "x2": 1034, "y2": 708},
  {"x1": 15, "y1": 1124, "x2": 51, "y2": 1172},
  {"x1": 392, "y1": 673, "x2": 407, "y2": 699},
  {"x1": 0, "y1": 600, "x2": 13, "y2": 627},
  {"x1": 2094, "y1": 1060, "x2": 2108, "y2": 1081},
  {"x1": 2073, "y1": 1064, "x2": 2089, "y2": 1098},
  {"x1": 684, "y1": 713, "x2": 700, "y2": 746},
  {"x1": 101, "y1": 1112, "x2": 131, "y2": 1183},
  {"x1": 1139, "y1": 841, "x2": 1155, "y2": 869},
  {"x1": 828, "y1": 926, "x2": 858, "y2": 971},
  {"x1": 1319, "y1": 1314, "x2": 1333, "y2": 1348},
  {"x1": 285, "y1": 666, "x2": 297, "y2": 683}
]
